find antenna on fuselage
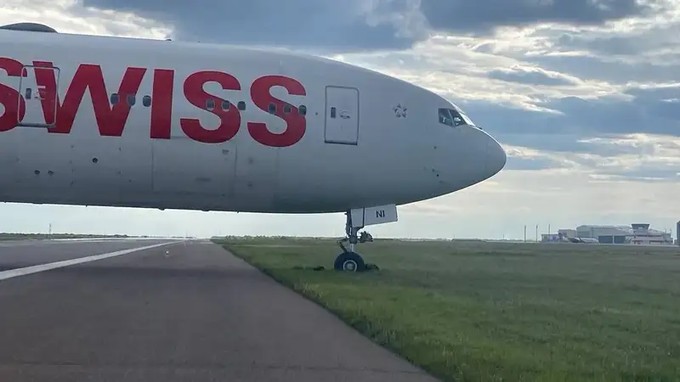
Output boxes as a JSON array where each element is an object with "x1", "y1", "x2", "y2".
[{"x1": 0, "y1": 22, "x2": 58, "y2": 33}]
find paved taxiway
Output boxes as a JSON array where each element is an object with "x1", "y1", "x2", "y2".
[{"x1": 0, "y1": 239, "x2": 438, "y2": 382}]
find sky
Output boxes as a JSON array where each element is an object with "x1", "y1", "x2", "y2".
[{"x1": 0, "y1": 0, "x2": 679, "y2": 240}]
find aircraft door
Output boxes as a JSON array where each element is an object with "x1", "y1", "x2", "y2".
[
  {"x1": 324, "y1": 86, "x2": 359, "y2": 145},
  {"x1": 18, "y1": 65, "x2": 60, "y2": 128}
]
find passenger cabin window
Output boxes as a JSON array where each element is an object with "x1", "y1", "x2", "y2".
[
  {"x1": 127, "y1": 94, "x2": 136, "y2": 106},
  {"x1": 299, "y1": 105, "x2": 307, "y2": 115},
  {"x1": 143, "y1": 95, "x2": 151, "y2": 107},
  {"x1": 438, "y1": 108, "x2": 467, "y2": 127},
  {"x1": 222, "y1": 100, "x2": 230, "y2": 111},
  {"x1": 268, "y1": 103, "x2": 276, "y2": 114},
  {"x1": 111, "y1": 93, "x2": 119, "y2": 105},
  {"x1": 206, "y1": 99, "x2": 215, "y2": 111},
  {"x1": 238, "y1": 101, "x2": 246, "y2": 110},
  {"x1": 284, "y1": 105, "x2": 291, "y2": 114}
]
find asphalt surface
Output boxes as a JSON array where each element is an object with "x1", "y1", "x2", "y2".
[
  {"x1": 0, "y1": 239, "x2": 171, "y2": 271},
  {"x1": 0, "y1": 239, "x2": 439, "y2": 382}
]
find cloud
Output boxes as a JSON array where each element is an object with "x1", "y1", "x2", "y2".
[
  {"x1": 527, "y1": 54, "x2": 680, "y2": 84},
  {"x1": 400, "y1": 168, "x2": 680, "y2": 240},
  {"x1": 81, "y1": 0, "x2": 425, "y2": 52},
  {"x1": 487, "y1": 66, "x2": 579, "y2": 86},
  {"x1": 71, "y1": 0, "x2": 671, "y2": 52},
  {"x1": 551, "y1": 5, "x2": 680, "y2": 58},
  {"x1": 500, "y1": 134, "x2": 680, "y2": 182},
  {"x1": 503, "y1": 145, "x2": 576, "y2": 171},
  {"x1": 334, "y1": 34, "x2": 624, "y2": 114},
  {"x1": 420, "y1": 0, "x2": 656, "y2": 34},
  {"x1": 466, "y1": 3, "x2": 680, "y2": 84},
  {"x1": 0, "y1": 0, "x2": 171, "y2": 38},
  {"x1": 454, "y1": 80, "x2": 680, "y2": 138}
]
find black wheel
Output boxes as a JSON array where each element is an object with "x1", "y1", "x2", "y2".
[{"x1": 334, "y1": 251, "x2": 365, "y2": 272}]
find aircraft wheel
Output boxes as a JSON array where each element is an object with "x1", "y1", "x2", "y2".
[{"x1": 334, "y1": 252, "x2": 365, "y2": 272}]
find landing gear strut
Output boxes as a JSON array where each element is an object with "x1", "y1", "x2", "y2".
[{"x1": 334, "y1": 211, "x2": 373, "y2": 272}]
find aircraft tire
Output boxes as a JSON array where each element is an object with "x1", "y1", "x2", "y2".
[{"x1": 334, "y1": 252, "x2": 365, "y2": 272}]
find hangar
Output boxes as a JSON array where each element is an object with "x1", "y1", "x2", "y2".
[
  {"x1": 545, "y1": 224, "x2": 675, "y2": 245},
  {"x1": 575, "y1": 224, "x2": 673, "y2": 245}
]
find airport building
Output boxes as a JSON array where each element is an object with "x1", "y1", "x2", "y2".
[
  {"x1": 558, "y1": 229, "x2": 577, "y2": 239},
  {"x1": 544, "y1": 223, "x2": 674, "y2": 245}
]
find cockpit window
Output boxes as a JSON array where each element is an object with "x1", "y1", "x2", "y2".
[{"x1": 438, "y1": 108, "x2": 467, "y2": 127}]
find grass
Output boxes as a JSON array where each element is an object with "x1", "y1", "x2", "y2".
[
  {"x1": 214, "y1": 236, "x2": 680, "y2": 382},
  {"x1": 0, "y1": 233, "x2": 132, "y2": 241}
]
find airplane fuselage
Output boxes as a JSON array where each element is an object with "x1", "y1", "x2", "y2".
[{"x1": 0, "y1": 26, "x2": 506, "y2": 214}]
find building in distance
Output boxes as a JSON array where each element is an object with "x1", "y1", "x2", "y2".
[{"x1": 542, "y1": 223, "x2": 674, "y2": 246}]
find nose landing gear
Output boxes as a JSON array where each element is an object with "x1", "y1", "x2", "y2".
[{"x1": 334, "y1": 212, "x2": 374, "y2": 272}]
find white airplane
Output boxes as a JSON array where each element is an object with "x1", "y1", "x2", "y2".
[{"x1": 0, "y1": 22, "x2": 506, "y2": 271}]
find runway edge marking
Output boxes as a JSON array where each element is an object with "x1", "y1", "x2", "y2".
[{"x1": 0, "y1": 241, "x2": 178, "y2": 282}]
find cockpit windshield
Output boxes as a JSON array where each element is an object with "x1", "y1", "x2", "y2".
[{"x1": 438, "y1": 108, "x2": 475, "y2": 127}]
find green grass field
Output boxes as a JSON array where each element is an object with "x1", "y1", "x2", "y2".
[{"x1": 214, "y1": 237, "x2": 680, "y2": 382}]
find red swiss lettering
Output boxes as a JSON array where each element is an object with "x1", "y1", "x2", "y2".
[
  {"x1": 34, "y1": 62, "x2": 146, "y2": 136},
  {"x1": 0, "y1": 57, "x2": 26, "y2": 132},
  {"x1": 248, "y1": 75, "x2": 306, "y2": 147},
  {"x1": 150, "y1": 69, "x2": 174, "y2": 139},
  {"x1": 180, "y1": 71, "x2": 241, "y2": 144},
  {"x1": 0, "y1": 56, "x2": 310, "y2": 148}
]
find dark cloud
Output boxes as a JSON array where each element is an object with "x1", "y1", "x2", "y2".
[
  {"x1": 81, "y1": 0, "x2": 666, "y2": 52},
  {"x1": 469, "y1": 85, "x2": 680, "y2": 180},
  {"x1": 82, "y1": 0, "x2": 416, "y2": 51},
  {"x1": 451, "y1": 90, "x2": 680, "y2": 177},
  {"x1": 487, "y1": 67, "x2": 577, "y2": 86},
  {"x1": 421, "y1": 0, "x2": 654, "y2": 34},
  {"x1": 458, "y1": 83, "x2": 680, "y2": 139},
  {"x1": 473, "y1": 22, "x2": 680, "y2": 83},
  {"x1": 625, "y1": 86, "x2": 680, "y2": 120},
  {"x1": 555, "y1": 23, "x2": 680, "y2": 56}
]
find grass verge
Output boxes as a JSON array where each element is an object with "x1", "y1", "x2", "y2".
[{"x1": 215, "y1": 237, "x2": 680, "y2": 382}]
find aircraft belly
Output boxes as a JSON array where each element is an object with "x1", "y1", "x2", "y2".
[
  {"x1": 0, "y1": 130, "x2": 15, "y2": 193},
  {"x1": 232, "y1": 140, "x2": 278, "y2": 211},
  {"x1": 4, "y1": 129, "x2": 74, "y2": 201},
  {"x1": 151, "y1": 138, "x2": 237, "y2": 203}
]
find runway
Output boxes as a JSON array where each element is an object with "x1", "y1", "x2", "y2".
[{"x1": 0, "y1": 239, "x2": 438, "y2": 382}]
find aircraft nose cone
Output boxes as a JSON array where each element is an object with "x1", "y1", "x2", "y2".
[{"x1": 486, "y1": 136, "x2": 506, "y2": 176}]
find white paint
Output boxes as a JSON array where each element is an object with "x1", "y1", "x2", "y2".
[
  {"x1": 0, "y1": 238, "x2": 174, "y2": 248},
  {"x1": 0, "y1": 242, "x2": 176, "y2": 282}
]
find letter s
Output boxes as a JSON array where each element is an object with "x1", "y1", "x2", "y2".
[
  {"x1": 248, "y1": 75, "x2": 306, "y2": 147},
  {"x1": 0, "y1": 57, "x2": 26, "y2": 132},
  {"x1": 180, "y1": 71, "x2": 241, "y2": 144}
]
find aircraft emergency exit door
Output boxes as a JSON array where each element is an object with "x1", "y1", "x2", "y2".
[
  {"x1": 324, "y1": 86, "x2": 359, "y2": 145},
  {"x1": 18, "y1": 65, "x2": 60, "y2": 128}
]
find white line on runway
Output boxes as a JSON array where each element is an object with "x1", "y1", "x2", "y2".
[
  {"x1": 0, "y1": 238, "x2": 176, "y2": 247},
  {"x1": 0, "y1": 242, "x2": 178, "y2": 282}
]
